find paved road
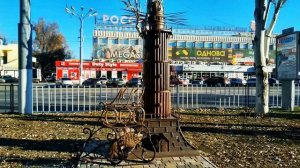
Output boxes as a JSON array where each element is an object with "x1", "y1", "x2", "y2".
[{"x1": 78, "y1": 154, "x2": 217, "y2": 168}]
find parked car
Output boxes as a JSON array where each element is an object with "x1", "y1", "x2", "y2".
[
  {"x1": 126, "y1": 78, "x2": 142, "y2": 87},
  {"x1": 247, "y1": 78, "x2": 256, "y2": 86},
  {"x1": 46, "y1": 73, "x2": 56, "y2": 82},
  {"x1": 204, "y1": 77, "x2": 230, "y2": 86},
  {"x1": 179, "y1": 78, "x2": 190, "y2": 86},
  {"x1": 56, "y1": 77, "x2": 74, "y2": 86},
  {"x1": 269, "y1": 78, "x2": 279, "y2": 86},
  {"x1": 230, "y1": 78, "x2": 247, "y2": 86},
  {"x1": 0, "y1": 75, "x2": 17, "y2": 83},
  {"x1": 247, "y1": 78, "x2": 279, "y2": 86},
  {"x1": 106, "y1": 78, "x2": 126, "y2": 87},
  {"x1": 0, "y1": 78, "x2": 5, "y2": 83},
  {"x1": 82, "y1": 78, "x2": 101, "y2": 87},
  {"x1": 191, "y1": 78, "x2": 205, "y2": 85},
  {"x1": 97, "y1": 77, "x2": 108, "y2": 85},
  {"x1": 170, "y1": 78, "x2": 183, "y2": 87}
]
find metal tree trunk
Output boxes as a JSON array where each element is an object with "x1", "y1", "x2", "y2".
[{"x1": 143, "y1": 30, "x2": 171, "y2": 118}]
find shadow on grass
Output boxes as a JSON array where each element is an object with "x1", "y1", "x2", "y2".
[
  {"x1": 182, "y1": 122, "x2": 287, "y2": 129},
  {"x1": 0, "y1": 157, "x2": 71, "y2": 167},
  {"x1": 0, "y1": 113, "x2": 105, "y2": 127},
  {"x1": 179, "y1": 110, "x2": 300, "y2": 120},
  {"x1": 266, "y1": 112, "x2": 300, "y2": 120},
  {"x1": 181, "y1": 125, "x2": 300, "y2": 140},
  {"x1": 0, "y1": 138, "x2": 84, "y2": 153},
  {"x1": 178, "y1": 111, "x2": 255, "y2": 117}
]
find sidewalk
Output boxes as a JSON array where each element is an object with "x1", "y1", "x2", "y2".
[{"x1": 77, "y1": 153, "x2": 217, "y2": 168}]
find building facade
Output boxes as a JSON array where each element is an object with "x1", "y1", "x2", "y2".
[
  {"x1": 91, "y1": 17, "x2": 276, "y2": 80},
  {"x1": 57, "y1": 15, "x2": 276, "y2": 81},
  {"x1": 0, "y1": 42, "x2": 39, "y2": 80}
]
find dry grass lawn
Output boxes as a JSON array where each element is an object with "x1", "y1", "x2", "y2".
[{"x1": 0, "y1": 109, "x2": 299, "y2": 167}]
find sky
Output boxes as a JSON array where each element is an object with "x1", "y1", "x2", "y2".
[{"x1": 0, "y1": 0, "x2": 299, "y2": 60}]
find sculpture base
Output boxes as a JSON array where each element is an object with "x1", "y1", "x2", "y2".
[{"x1": 132, "y1": 116, "x2": 199, "y2": 157}]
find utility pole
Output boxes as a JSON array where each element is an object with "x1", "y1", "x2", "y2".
[
  {"x1": 18, "y1": 0, "x2": 32, "y2": 114},
  {"x1": 65, "y1": 5, "x2": 97, "y2": 85}
]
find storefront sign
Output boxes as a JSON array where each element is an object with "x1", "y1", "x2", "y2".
[{"x1": 55, "y1": 61, "x2": 142, "y2": 69}]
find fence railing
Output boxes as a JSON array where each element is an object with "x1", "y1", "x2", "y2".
[{"x1": 0, "y1": 83, "x2": 299, "y2": 113}]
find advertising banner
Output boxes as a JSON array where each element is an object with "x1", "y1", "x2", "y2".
[
  {"x1": 93, "y1": 44, "x2": 143, "y2": 60},
  {"x1": 170, "y1": 48, "x2": 231, "y2": 62},
  {"x1": 276, "y1": 33, "x2": 299, "y2": 80}
]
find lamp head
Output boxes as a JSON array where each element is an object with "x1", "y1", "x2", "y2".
[{"x1": 65, "y1": 7, "x2": 71, "y2": 14}]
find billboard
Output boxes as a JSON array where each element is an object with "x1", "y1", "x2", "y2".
[
  {"x1": 276, "y1": 33, "x2": 300, "y2": 80},
  {"x1": 170, "y1": 48, "x2": 231, "y2": 62},
  {"x1": 93, "y1": 44, "x2": 143, "y2": 60}
]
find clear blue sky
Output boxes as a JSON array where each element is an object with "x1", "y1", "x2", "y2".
[{"x1": 0, "y1": 0, "x2": 299, "y2": 60}]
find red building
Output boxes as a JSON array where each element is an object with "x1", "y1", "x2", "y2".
[{"x1": 55, "y1": 60, "x2": 142, "y2": 81}]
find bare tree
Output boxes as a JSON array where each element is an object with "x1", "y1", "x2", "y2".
[
  {"x1": 33, "y1": 18, "x2": 67, "y2": 53},
  {"x1": 254, "y1": 0, "x2": 287, "y2": 116},
  {"x1": 33, "y1": 18, "x2": 70, "y2": 78}
]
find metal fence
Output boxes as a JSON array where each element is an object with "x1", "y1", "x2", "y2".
[{"x1": 1, "y1": 84, "x2": 299, "y2": 113}]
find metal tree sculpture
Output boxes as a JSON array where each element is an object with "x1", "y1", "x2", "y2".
[{"x1": 122, "y1": 0, "x2": 185, "y2": 118}]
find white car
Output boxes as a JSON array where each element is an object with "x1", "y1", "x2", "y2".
[
  {"x1": 97, "y1": 77, "x2": 108, "y2": 85},
  {"x1": 179, "y1": 78, "x2": 190, "y2": 86},
  {"x1": 56, "y1": 77, "x2": 73, "y2": 86}
]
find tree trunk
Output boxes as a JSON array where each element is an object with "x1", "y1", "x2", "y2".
[{"x1": 255, "y1": 0, "x2": 269, "y2": 116}]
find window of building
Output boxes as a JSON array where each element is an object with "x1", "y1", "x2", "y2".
[
  {"x1": 224, "y1": 43, "x2": 231, "y2": 48},
  {"x1": 93, "y1": 38, "x2": 98, "y2": 45},
  {"x1": 214, "y1": 42, "x2": 222, "y2": 49},
  {"x1": 168, "y1": 42, "x2": 176, "y2": 47},
  {"x1": 177, "y1": 41, "x2": 186, "y2": 47},
  {"x1": 249, "y1": 44, "x2": 254, "y2": 49},
  {"x1": 232, "y1": 43, "x2": 239, "y2": 49},
  {"x1": 195, "y1": 42, "x2": 204, "y2": 48},
  {"x1": 269, "y1": 44, "x2": 274, "y2": 50},
  {"x1": 204, "y1": 42, "x2": 213, "y2": 48},
  {"x1": 130, "y1": 39, "x2": 139, "y2": 45},
  {"x1": 119, "y1": 39, "x2": 129, "y2": 45},
  {"x1": 240, "y1": 43, "x2": 247, "y2": 49},
  {"x1": 186, "y1": 42, "x2": 195, "y2": 48},
  {"x1": 98, "y1": 38, "x2": 108, "y2": 44},
  {"x1": 139, "y1": 39, "x2": 143, "y2": 45},
  {"x1": 109, "y1": 39, "x2": 118, "y2": 45}
]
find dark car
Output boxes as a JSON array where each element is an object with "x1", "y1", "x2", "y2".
[
  {"x1": 82, "y1": 78, "x2": 101, "y2": 87},
  {"x1": 268, "y1": 78, "x2": 279, "y2": 86},
  {"x1": 204, "y1": 77, "x2": 230, "y2": 86},
  {"x1": 230, "y1": 78, "x2": 246, "y2": 86},
  {"x1": 126, "y1": 78, "x2": 142, "y2": 87},
  {"x1": 247, "y1": 78, "x2": 256, "y2": 86},
  {"x1": 0, "y1": 75, "x2": 18, "y2": 83},
  {"x1": 247, "y1": 78, "x2": 279, "y2": 86},
  {"x1": 106, "y1": 78, "x2": 126, "y2": 87},
  {"x1": 170, "y1": 77, "x2": 182, "y2": 87},
  {"x1": 191, "y1": 78, "x2": 204, "y2": 85}
]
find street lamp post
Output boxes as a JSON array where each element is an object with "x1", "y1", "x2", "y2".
[{"x1": 65, "y1": 6, "x2": 97, "y2": 85}]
